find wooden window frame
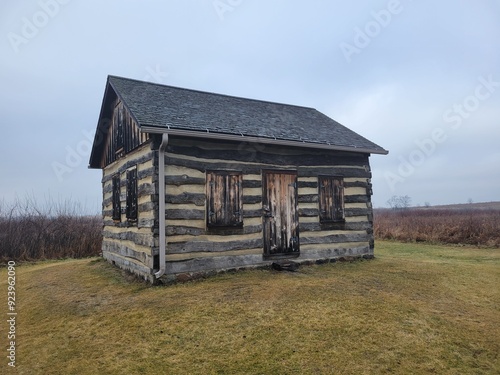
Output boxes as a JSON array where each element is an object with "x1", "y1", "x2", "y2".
[
  {"x1": 318, "y1": 175, "x2": 345, "y2": 223},
  {"x1": 126, "y1": 167, "x2": 138, "y2": 222},
  {"x1": 206, "y1": 171, "x2": 243, "y2": 228},
  {"x1": 112, "y1": 174, "x2": 121, "y2": 222}
]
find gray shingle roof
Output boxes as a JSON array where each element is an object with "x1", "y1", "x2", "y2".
[{"x1": 107, "y1": 75, "x2": 387, "y2": 154}]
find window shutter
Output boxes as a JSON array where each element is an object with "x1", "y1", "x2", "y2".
[
  {"x1": 318, "y1": 176, "x2": 330, "y2": 222},
  {"x1": 319, "y1": 176, "x2": 344, "y2": 222},
  {"x1": 206, "y1": 171, "x2": 242, "y2": 227},
  {"x1": 112, "y1": 175, "x2": 121, "y2": 221},
  {"x1": 229, "y1": 174, "x2": 243, "y2": 225},
  {"x1": 126, "y1": 168, "x2": 138, "y2": 221},
  {"x1": 333, "y1": 178, "x2": 345, "y2": 221}
]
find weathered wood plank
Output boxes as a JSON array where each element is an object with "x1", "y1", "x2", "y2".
[
  {"x1": 138, "y1": 183, "x2": 154, "y2": 197},
  {"x1": 166, "y1": 142, "x2": 369, "y2": 167},
  {"x1": 299, "y1": 221, "x2": 371, "y2": 232},
  {"x1": 242, "y1": 195, "x2": 261, "y2": 204},
  {"x1": 165, "y1": 209, "x2": 205, "y2": 220},
  {"x1": 167, "y1": 238, "x2": 263, "y2": 254},
  {"x1": 102, "y1": 230, "x2": 155, "y2": 247},
  {"x1": 242, "y1": 180, "x2": 262, "y2": 188},
  {"x1": 243, "y1": 209, "x2": 263, "y2": 218},
  {"x1": 102, "y1": 240, "x2": 150, "y2": 264},
  {"x1": 300, "y1": 233, "x2": 370, "y2": 245},
  {"x1": 102, "y1": 251, "x2": 153, "y2": 280},
  {"x1": 164, "y1": 253, "x2": 266, "y2": 275},
  {"x1": 165, "y1": 193, "x2": 205, "y2": 206},
  {"x1": 167, "y1": 224, "x2": 262, "y2": 236},
  {"x1": 298, "y1": 167, "x2": 371, "y2": 179},
  {"x1": 102, "y1": 151, "x2": 154, "y2": 183},
  {"x1": 164, "y1": 155, "x2": 371, "y2": 179},
  {"x1": 299, "y1": 208, "x2": 319, "y2": 217},
  {"x1": 165, "y1": 175, "x2": 205, "y2": 186},
  {"x1": 345, "y1": 208, "x2": 370, "y2": 217}
]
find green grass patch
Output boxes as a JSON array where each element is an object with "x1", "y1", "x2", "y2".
[{"x1": 2, "y1": 241, "x2": 499, "y2": 374}]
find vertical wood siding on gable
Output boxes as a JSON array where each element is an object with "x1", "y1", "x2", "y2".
[{"x1": 101, "y1": 100, "x2": 149, "y2": 168}]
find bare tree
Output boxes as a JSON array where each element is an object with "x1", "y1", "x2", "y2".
[{"x1": 387, "y1": 195, "x2": 412, "y2": 210}]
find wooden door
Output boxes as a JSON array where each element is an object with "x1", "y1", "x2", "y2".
[{"x1": 262, "y1": 171, "x2": 299, "y2": 257}]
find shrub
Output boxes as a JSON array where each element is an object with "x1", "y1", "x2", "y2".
[
  {"x1": 374, "y1": 208, "x2": 500, "y2": 247},
  {"x1": 0, "y1": 197, "x2": 102, "y2": 262}
]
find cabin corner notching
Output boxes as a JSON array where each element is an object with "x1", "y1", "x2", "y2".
[{"x1": 89, "y1": 75, "x2": 388, "y2": 283}]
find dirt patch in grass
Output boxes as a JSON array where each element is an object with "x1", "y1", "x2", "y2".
[{"x1": 2, "y1": 242, "x2": 499, "y2": 374}]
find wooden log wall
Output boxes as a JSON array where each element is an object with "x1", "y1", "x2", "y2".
[
  {"x1": 162, "y1": 136, "x2": 375, "y2": 277},
  {"x1": 101, "y1": 141, "x2": 157, "y2": 282}
]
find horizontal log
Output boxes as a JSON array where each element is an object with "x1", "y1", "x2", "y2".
[
  {"x1": 137, "y1": 167, "x2": 155, "y2": 180},
  {"x1": 299, "y1": 221, "x2": 371, "y2": 232},
  {"x1": 298, "y1": 245, "x2": 370, "y2": 260},
  {"x1": 299, "y1": 208, "x2": 319, "y2": 217},
  {"x1": 166, "y1": 224, "x2": 262, "y2": 236},
  {"x1": 102, "y1": 152, "x2": 154, "y2": 183},
  {"x1": 138, "y1": 183, "x2": 155, "y2": 197},
  {"x1": 103, "y1": 218, "x2": 155, "y2": 229},
  {"x1": 138, "y1": 218, "x2": 156, "y2": 229},
  {"x1": 138, "y1": 202, "x2": 155, "y2": 213},
  {"x1": 298, "y1": 194, "x2": 318, "y2": 203},
  {"x1": 298, "y1": 181, "x2": 317, "y2": 188},
  {"x1": 242, "y1": 180, "x2": 262, "y2": 188},
  {"x1": 103, "y1": 251, "x2": 153, "y2": 279},
  {"x1": 167, "y1": 238, "x2": 263, "y2": 254},
  {"x1": 166, "y1": 209, "x2": 205, "y2": 220},
  {"x1": 298, "y1": 167, "x2": 371, "y2": 179},
  {"x1": 243, "y1": 209, "x2": 262, "y2": 218},
  {"x1": 345, "y1": 208, "x2": 370, "y2": 217},
  {"x1": 165, "y1": 155, "x2": 262, "y2": 174},
  {"x1": 345, "y1": 181, "x2": 369, "y2": 188},
  {"x1": 166, "y1": 193, "x2": 205, "y2": 206},
  {"x1": 167, "y1": 143, "x2": 369, "y2": 167},
  {"x1": 165, "y1": 175, "x2": 205, "y2": 186},
  {"x1": 165, "y1": 156, "x2": 371, "y2": 178},
  {"x1": 300, "y1": 233, "x2": 370, "y2": 245},
  {"x1": 242, "y1": 195, "x2": 261, "y2": 204},
  {"x1": 345, "y1": 195, "x2": 369, "y2": 204},
  {"x1": 102, "y1": 240, "x2": 150, "y2": 264},
  {"x1": 103, "y1": 183, "x2": 113, "y2": 194},
  {"x1": 103, "y1": 230, "x2": 155, "y2": 247},
  {"x1": 164, "y1": 253, "x2": 266, "y2": 275}
]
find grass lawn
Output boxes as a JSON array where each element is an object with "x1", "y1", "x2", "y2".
[{"x1": 2, "y1": 241, "x2": 499, "y2": 374}]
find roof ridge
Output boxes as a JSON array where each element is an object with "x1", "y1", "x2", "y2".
[{"x1": 107, "y1": 74, "x2": 316, "y2": 111}]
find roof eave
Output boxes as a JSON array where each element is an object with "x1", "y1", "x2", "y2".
[
  {"x1": 88, "y1": 79, "x2": 115, "y2": 169},
  {"x1": 140, "y1": 126, "x2": 389, "y2": 155}
]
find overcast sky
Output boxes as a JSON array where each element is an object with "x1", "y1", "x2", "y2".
[{"x1": 1, "y1": 0, "x2": 499, "y2": 213}]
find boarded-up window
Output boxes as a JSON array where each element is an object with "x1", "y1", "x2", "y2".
[
  {"x1": 112, "y1": 175, "x2": 121, "y2": 221},
  {"x1": 318, "y1": 176, "x2": 345, "y2": 222},
  {"x1": 126, "y1": 167, "x2": 138, "y2": 221},
  {"x1": 206, "y1": 171, "x2": 243, "y2": 227}
]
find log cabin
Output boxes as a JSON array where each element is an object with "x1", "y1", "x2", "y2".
[{"x1": 89, "y1": 75, "x2": 388, "y2": 283}]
